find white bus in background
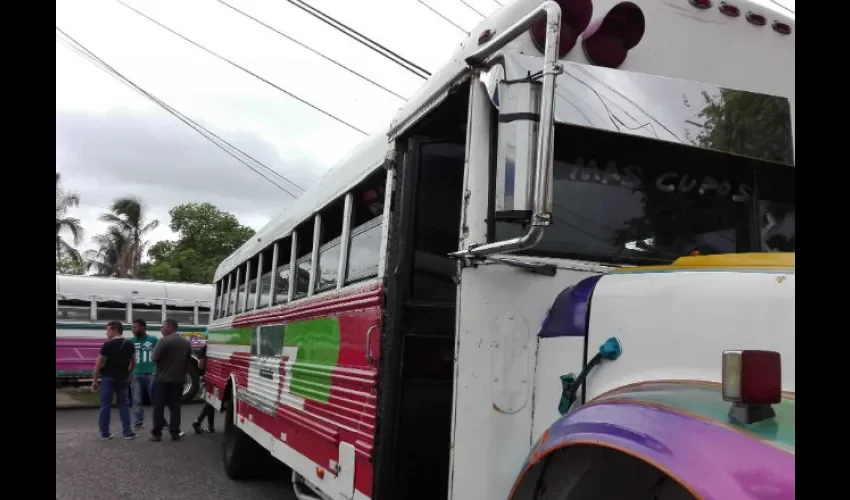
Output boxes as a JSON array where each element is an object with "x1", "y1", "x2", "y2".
[{"x1": 55, "y1": 274, "x2": 214, "y2": 403}]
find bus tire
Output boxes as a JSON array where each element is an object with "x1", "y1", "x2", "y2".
[
  {"x1": 182, "y1": 364, "x2": 200, "y2": 404},
  {"x1": 222, "y1": 393, "x2": 267, "y2": 480}
]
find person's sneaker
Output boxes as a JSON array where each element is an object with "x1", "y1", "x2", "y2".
[
  {"x1": 149, "y1": 434, "x2": 162, "y2": 442},
  {"x1": 204, "y1": 427, "x2": 215, "y2": 434},
  {"x1": 124, "y1": 433, "x2": 137, "y2": 441},
  {"x1": 192, "y1": 421, "x2": 202, "y2": 435},
  {"x1": 100, "y1": 433, "x2": 114, "y2": 441},
  {"x1": 171, "y1": 433, "x2": 181, "y2": 442},
  {"x1": 134, "y1": 423, "x2": 143, "y2": 430}
]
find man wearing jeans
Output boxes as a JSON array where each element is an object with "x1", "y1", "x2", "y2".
[
  {"x1": 150, "y1": 318, "x2": 191, "y2": 442},
  {"x1": 129, "y1": 319, "x2": 157, "y2": 429},
  {"x1": 92, "y1": 321, "x2": 136, "y2": 441}
]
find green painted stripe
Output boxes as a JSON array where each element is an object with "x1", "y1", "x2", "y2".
[
  {"x1": 599, "y1": 384, "x2": 795, "y2": 451},
  {"x1": 56, "y1": 322, "x2": 207, "y2": 333},
  {"x1": 285, "y1": 318, "x2": 341, "y2": 404},
  {"x1": 208, "y1": 328, "x2": 252, "y2": 345}
]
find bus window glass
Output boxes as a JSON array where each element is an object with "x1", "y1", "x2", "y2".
[
  {"x1": 96, "y1": 300, "x2": 126, "y2": 321},
  {"x1": 198, "y1": 307, "x2": 211, "y2": 325},
  {"x1": 236, "y1": 278, "x2": 247, "y2": 314},
  {"x1": 317, "y1": 240, "x2": 341, "y2": 292},
  {"x1": 494, "y1": 124, "x2": 793, "y2": 264},
  {"x1": 214, "y1": 281, "x2": 222, "y2": 319},
  {"x1": 294, "y1": 256, "x2": 311, "y2": 299},
  {"x1": 259, "y1": 324, "x2": 285, "y2": 357},
  {"x1": 57, "y1": 299, "x2": 90, "y2": 321},
  {"x1": 315, "y1": 197, "x2": 345, "y2": 293},
  {"x1": 272, "y1": 237, "x2": 292, "y2": 305},
  {"x1": 133, "y1": 302, "x2": 162, "y2": 324},
  {"x1": 246, "y1": 276, "x2": 257, "y2": 311},
  {"x1": 756, "y1": 164, "x2": 795, "y2": 252},
  {"x1": 292, "y1": 220, "x2": 315, "y2": 300},
  {"x1": 274, "y1": 264, "x2": 291, "y2": 304},
  {"x1": 227, "y1": 273, "x2": 237, "y2": 316},
  {"x1": 258, "y1": 245, "x2": 274, "y2": 308},
  {"x1": 346, "y1": 218, "x2": 382, "y2": 283},
  {"x1": 166, "y1": 304, "x2": 195, "y2": 326}
]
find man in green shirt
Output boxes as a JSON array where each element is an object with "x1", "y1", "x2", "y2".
[{"x1": 130, "y1": 319, "x2": 157, "y2": 429}]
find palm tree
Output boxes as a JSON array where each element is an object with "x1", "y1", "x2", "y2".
[
  {"x1": 85, "y1": 226, "x2": 131, "y2": 277},
  {"x1": 99, "y1": 197, "x2": 159, "y2": 278},
  {"x1": 56, "y1": 172, "x2": 83, "y2": 272}
]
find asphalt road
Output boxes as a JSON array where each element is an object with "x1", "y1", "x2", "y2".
[{"x1": 56, "y1": 405, "x2": 295, "y2": 500}]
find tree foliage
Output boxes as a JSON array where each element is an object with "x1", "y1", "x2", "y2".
[
  {"x1": 146, "y1": 203, "x2": 255, "y2": 283},
  {"x1": 56, "y1": 172, "x2": 83, "y2": 272}
]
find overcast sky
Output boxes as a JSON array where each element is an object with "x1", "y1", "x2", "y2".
[{"x1": 56, "y1": 0, "x2": 794, "y2": 260}]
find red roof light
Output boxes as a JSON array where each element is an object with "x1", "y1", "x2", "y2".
[
  {"x1": 718, "y1": 2, "x2": 740, "y2": 17},
  {"x1": 529, "y1": 0, "x2": 593, "y2": 58},
  {"x1": 746, "y1": 11, "x2": 767, "y2": 26},
  {"x1": 772, "y1": 21, "x2": 792, "y2": 35},
  {"x1": 582, "y1": 2, "x2": 645, "y2": 69},
  {"x1": 689, "y1": 0, "x2": 712, "y2": 9}
]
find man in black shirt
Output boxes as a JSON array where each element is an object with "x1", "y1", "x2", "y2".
[
  {"x1": 92, "y1": 321, "x2": 136, "y2": 441},
  {"x1": 150, "y1": 318, "x2": 191, "y2": 442},
  {"x1": 191, "y1": 339, "x2": 215, "y2": 434}
]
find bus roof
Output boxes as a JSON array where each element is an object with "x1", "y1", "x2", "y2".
[
  {"x1": 214, "y1": 0, "x2": 794, "y2": 281},
  {"x1": 56, "y1": 274, "x2": 214, "y2": 303}
]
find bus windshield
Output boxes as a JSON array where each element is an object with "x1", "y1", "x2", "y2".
[{"x1": 495, "y1": 124, "x2": 795, "y2": 265}]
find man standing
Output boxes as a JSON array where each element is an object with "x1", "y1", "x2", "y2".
[
  {"x1": 129, "y1": 319, "x2": 157, "y2": 430},
  {"x1": 92, "y1": 321, "x2": 136, "y2": 441},
  {"x1": 150, "y1": 318, "x2": 191, "y2": 442}
]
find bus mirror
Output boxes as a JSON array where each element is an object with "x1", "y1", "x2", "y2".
[
  {"x1": 452, "y1": 0, "x2": 562, "y2": 260},
  {"x1": 494, "y1": 80, "x2": 542, "y2": 221}
]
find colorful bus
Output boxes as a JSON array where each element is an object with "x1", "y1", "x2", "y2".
[
  {"x1": 205, "y1": 1, "x2": 794, "y2": 499},
  {"x1": 56, "y1": 274, "x2": 214, "y2": 403}
]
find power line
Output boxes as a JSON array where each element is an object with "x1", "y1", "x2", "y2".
[
  {"x1": 417, "y1": 1, "x2": 469, "y2": 35},
  {"x1": 217, "y1": 0, "x2": 407, "y2": 100},
  {"x1": 285, "y1": 0, "x2": 431, "y2": 79},
  {"x1": 116, "y1": 0, "x2": 368, "y2": 135},
  {"x1": 458, "y1": 0, "x2": 486, "y2": 18},
  {"x1": 56, "y1": 27, "x2": 304, "y2": 197}
]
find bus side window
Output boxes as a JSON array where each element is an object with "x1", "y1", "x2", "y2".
[
  {"x1": 273, "y1": 237, "x2": 291, "y2": 306},
  {"x1": 316, "y1": 197, "x2": 345, "y2": 293},
  {"x1": 198, "y1": 305, "x2": 211, "y2": 325},
  {"x1": 346, "y1": 170, "x2": 387, "y2": 284},
  {"x1": 96, "y1": 299, "x2": 126, "y2": 322},
  {"x1": 133, "y1": 301, "x2": 163, "y2": 324},
  {"x1": 227, "y1": 271, "x2": 238, "y2": 316},
  {"x1": 57, "y1": 298, "x2": 91, "y2": 321},
  {"x1": 293, "y1": 221, "x2": 314, "y2": 301},
  {"x1": 236, "y1": 264, "x2": 248, "y2": 314},
  {"x1": 166, "y1": 301, "x2": 194, "y2": 326}
]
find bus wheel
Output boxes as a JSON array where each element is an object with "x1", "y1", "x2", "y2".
[
  {"x1": 182, "y1": 365, "x2": 200, "y2": 404},
  {"x1": 222, "y1": 393, "x2": 267, "y2": 480}
]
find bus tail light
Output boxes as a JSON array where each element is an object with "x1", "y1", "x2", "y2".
[
  {"x1": 529, "y1": 0, "x2": 593, "y2": 58},
  {"x1": 722, "y1": 350, "x2": 781, "y2": 424},
  {"x1": 581, "y1": 2, "x2": 645, "y2": 69}
]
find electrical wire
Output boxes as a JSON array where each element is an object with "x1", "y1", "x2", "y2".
[
  {"x1": 116, "y1": 0, "x2": 368, "y2": 135},
  {"x1": 57, "y1": 27, "x2": 304, "y2": 197},
  {"x1": 418, "y1": 0, "x2": 470, "y2": 34},
  {"x1": 458, "y1": 0, "x2": 486, "y2": 18},
  {"x1": 217, "y1": 0, "x2": 407, "y2": 100},
  {"x1": 286, "y1": 0, "x2": 431, "y2": 79}
]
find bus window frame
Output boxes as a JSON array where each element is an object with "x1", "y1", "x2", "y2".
[{"x1": 345, "y1": 215, "x2": 384, "y2": 285}]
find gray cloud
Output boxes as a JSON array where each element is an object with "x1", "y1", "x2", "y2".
[{"x1": 56, "y1": 109, "x2": 327, "y2": 251}]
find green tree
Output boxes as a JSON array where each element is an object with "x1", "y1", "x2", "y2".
[
  {"x1": 56, "y1": 172, "x2": 83, "y2": 272},
  {"x1": 146, "y1": 203, "x2": 255, "y2": 283},
  {"x1": 85, "y1": 226, "x2": 131, "y2": 277},
  {"x1": 99, "y1": 197, "x2": 159, "y2": 278}
]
